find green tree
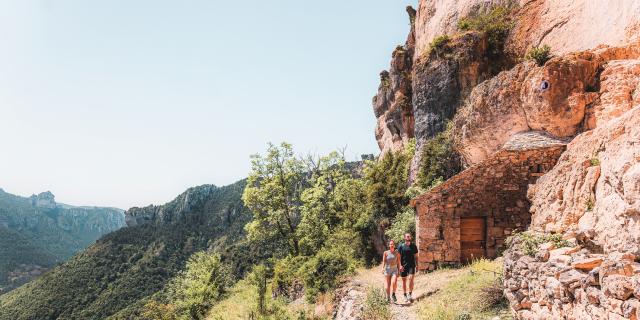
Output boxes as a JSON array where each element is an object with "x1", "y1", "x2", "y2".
[
  {"x1": 364, "y1": 149, "x2": 412, "y2": 220},
  {"x1": 297, "y1": 151, "x2": 350, "y2": 255},
  {"x1": 243, "y1": 142, "x2": 306, "y2": 255},
  {"x1": 417, "y1": 128, "x2": 461, "y2": 190},
  {"x1": 169, "y1": 252, "x2": 233, "y2": 320}
]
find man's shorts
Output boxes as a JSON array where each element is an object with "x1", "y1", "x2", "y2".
[{"x1": 401, "y1": 266, "x2": 415, "y2": 277}]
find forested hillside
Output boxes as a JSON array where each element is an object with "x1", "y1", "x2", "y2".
[
  {"x1": 0, "y1": 181, "x2": 262, "y2": 319},
  {"x1": 0, "y1": 189, "x2": 124, "y2": 293}
]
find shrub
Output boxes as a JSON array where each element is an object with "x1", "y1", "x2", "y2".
[
  {"x1": 384, "y1": 208, "x2": 416, "y2": 243},
  {"x1": 586, "y1": 198, "x2": 595, "y2": 211},
  {"x1": 167, "y1": 252, "x2": 233, "y2": 319},
  {"x1": 271, "y1": 256, "x2": 307, "y2": 300},
  {"x1": 508, "y1": 232, "x2": 570, "y2": 256},
  {"x1": 457, "y1": 4, "x2": 515, "y2": 55},
  {"x1": 300, "y1": 246, "x2": 354, "y2": 302},
  {"x1": 429, "y1": 35, "x2": 451, "y2": 57},
  {"x1": 526, "y1": 45, "x2": 552, "y2": 66},
  {"x1": 417, "y1": 127, "x2": 462, "y2": 191},
  {"x1": 361, "y1": 288, "x2": 392, "y2": 320},
  {"x1": 590, "y1": 157, "x2": 601, "y2": 166}
]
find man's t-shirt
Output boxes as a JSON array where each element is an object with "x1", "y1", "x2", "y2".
[{"x1": 397, "y1": 242, "x2": 418, "y2": 267}]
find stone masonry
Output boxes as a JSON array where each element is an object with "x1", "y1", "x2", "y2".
[
  {"x1": 410, "y1": 132, "x2": 567, "y2": 271},
  {"x1": 504, "y1": 237, "x2": 640, "y2": 320}
]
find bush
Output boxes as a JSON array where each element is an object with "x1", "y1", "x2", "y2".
[
  {"x1": 590, "y1": 157, "x2": 600, "y2": 166},
  {"x1": 300, "y1": 246, "x2": 354, "y2": 302},
  {"x1": 428, "y1": 35, "x2": 450, "y2": 57},
  {"x1": 508, "y1": 232, "x2": 570, "y2": 256},
  {"x1": 361, "y1": 288, "x2": 391, "y2": 320},
  {"x1": 457, "y1": 4, "x2": 515, "y2": 55},
  {"x1": 526, "y1": 45, "x2": 552, "y2": 66},
  {"x1": 384, "y1": 208, "x2": 416, "y2": 243},
  {"x1": 271, "y1": 256, "x2": 307, "y2": 300},
  {"x1": 417, "y1": 127, "x2": 462, "y2": 191},
  {"x1": 168, "y1": 252, "x2": 233, "y2": 319}
]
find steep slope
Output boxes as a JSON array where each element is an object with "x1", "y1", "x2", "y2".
[
  {"x1": 0, "y1": 181, "x2": 260, "y2": 320},
  {"x1": 0, "y1": 189, "x2": 124, "y2": 293}
]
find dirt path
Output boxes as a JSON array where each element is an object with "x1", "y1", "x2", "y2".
[{"x1": 335, "y1": 265, "x2": 465, "y2": 320}]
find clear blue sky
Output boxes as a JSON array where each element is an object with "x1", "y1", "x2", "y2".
[{"x1": 0, "y1": 0, "x2": 416, "y2": 209}]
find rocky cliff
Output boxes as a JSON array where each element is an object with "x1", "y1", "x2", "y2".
[{"x1": 373, "y1": 0, "x2": 640, "y2": 319}]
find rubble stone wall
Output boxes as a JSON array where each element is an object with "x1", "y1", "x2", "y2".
[
  {"x1": 504, "y1": 238, "x2": 640, "y2": 320},
  {"x1": 412, "y1": 144, "x2": 565, "y2": 271}
]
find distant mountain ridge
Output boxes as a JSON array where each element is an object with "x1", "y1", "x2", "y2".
[
  {"x1": 0, "y1": 180, "x2": 263, "y2": 319},
  {"x1": 0, "y1": 188, "x2": 125, "y2": 293}
]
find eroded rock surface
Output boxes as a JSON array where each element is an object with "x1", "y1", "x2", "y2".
[
  {"x1": 454, "y1": 43, "x2": 640, "y2": 165},
  {"x1": 414, "y1": 0, "x2": 640, "y2": 60}
]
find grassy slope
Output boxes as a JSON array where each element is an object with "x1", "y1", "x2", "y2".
[{"x1": 417, "y1": 259, "x2": 512, "y2": 320}]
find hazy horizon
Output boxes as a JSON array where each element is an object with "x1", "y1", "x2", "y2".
[{"x1": 0, "y1": 0, "x2": 416, "y2": 209}]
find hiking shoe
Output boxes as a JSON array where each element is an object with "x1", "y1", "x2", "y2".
[
  {"x1": 404, "y1": 293, "x2": 408, "y2": 302},
  {"x1": 408, "y1": 293, "x2": 413, "y2": 302},
  {"x1": 391, "y1": 293, "x2": 397, "y2": 303}
]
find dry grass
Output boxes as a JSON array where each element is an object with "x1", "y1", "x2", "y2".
[{"x1": 417, "y1": 258, "x2": 512, "y2": 320}]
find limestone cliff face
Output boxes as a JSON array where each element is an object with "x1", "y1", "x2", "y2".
[
  {"x1": 414, "y1": 0, "x2": 640, "y2": 60},
  {"x1": 373, "y1": 6, "x2": 416, "y2": 154},
  {"x1": 125, "y1": 184, "x2": 219, "y2": 226},
  {"x1": 375, "y1": 0, "x2": 640, "y2": 157}
]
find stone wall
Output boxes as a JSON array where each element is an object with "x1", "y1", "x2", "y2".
[
  {"x1": 411, "y1": 140, "x2": 565, "y2": 271},
  {"x1": 504, "y1": 237, "x2": 640, "y2": 319}
]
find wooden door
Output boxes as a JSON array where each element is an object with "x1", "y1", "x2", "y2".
[{"x1": 460, "y1": 217, "x2": 486, "y2": 264}]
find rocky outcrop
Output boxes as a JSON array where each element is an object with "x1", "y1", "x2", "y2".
[
  {"x1": 502, "y1": 44, "x2": 640, "y2": 319},
  {"x1": 125, "y1": 184, "x2": 219, "y2": 226},
  {"x1": 454, "y1": 43, "x2": 640, "y2": 165},
  {"x1": 414, "y1": 0, "x2": 640, "y2": 60},
  {"x1": 373, "y1": 6, "x2": 416, "y2": 154}
]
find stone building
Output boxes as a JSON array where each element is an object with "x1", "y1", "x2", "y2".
[{"x1": 410, "y1": 132, "x2": 568, "y2": 271}]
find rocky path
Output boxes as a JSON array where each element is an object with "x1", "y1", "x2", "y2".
[{"x1": 334, "y1": 265, "x2": 465, "y2": 320}]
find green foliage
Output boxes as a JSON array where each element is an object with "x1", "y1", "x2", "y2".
[
  {"x1": 457, "y1": 4, "x2": 515, "y2": 55},
  {"x1": 243, "y1": 142, "x2": 306, "y2": 255},
  {"x1": 416, "y1": 128, "x2": 462, "y2": 191},
  {"x1": 363, "y1": 148, "x2": 411, "y2": 221},
  {"x1": 384, "y1": 208, "x2": 416, "y2": 243},
  {"x1": 418, "y1": 259, "x2": 510, "y2": 319},
  {"x1": 166, "y1": 252, "x2": 232, "y2": 320},
  {"x1": 586, "y1": 198, "x2": 595, "y2": 211},
  {"x1": 428, "y1": 35, "x2": 450, "y2": 57},
  {"x1": 526, "y1": 45, "x2": 552, "y2": 66},
  {"x1": 300, "y1": 246, "x2": 354, "y2": 302},
  {"x1": 249, "y1": 264, "x2": 269, "y2": 315},
  {"x1": 509, "y1": 231, "x2": 570, "y2": 256},
  {"x1": 590, "y1": 157, "x2": 601, "y2": 166},
  {"x1": 271, "y1": 256, "x2": 307, "y2": 301},
  {"x1": 361, "y1": 288, "x2": 391, "y2": 320},
  {"x1": 0, "y1": 181, "x2": 256, "y2": 320},
  {"x1": 0, "y1": 189, "x2": 124, "y2": 291},
  {"x1": 297, "y1": 152, "x2": 351, "y2": 255},
  {"x1": 0, "y1": 227, "x2": 57, "y2": 293},
  {"x1": 141, "y1": 300, "x2": 178, "y2": 320}
]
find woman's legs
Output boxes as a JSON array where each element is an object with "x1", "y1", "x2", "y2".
[
  {"x1": 385, "y1": 275, "x2": 392, "y2": 299},
  {"x1": 392, "y1": 274, "x2": 398, "y2": 295}
]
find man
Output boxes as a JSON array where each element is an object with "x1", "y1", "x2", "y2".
[{"x1": 397, "y1": 232, "x2": 418, "y2": 302}]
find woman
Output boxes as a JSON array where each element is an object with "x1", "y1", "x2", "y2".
[{"x1": 381, "y1": 239, "x2": 402, "y2": 303}]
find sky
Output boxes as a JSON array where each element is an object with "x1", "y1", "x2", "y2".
[{"x1": 0, "y1": 0, "x2": 416, "y2": 210}]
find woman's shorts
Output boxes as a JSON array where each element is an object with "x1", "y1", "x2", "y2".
[{"x1": 384, "y1": 267, "x2": 398, "y2": 276}]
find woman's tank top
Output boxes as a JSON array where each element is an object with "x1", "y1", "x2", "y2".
[{"x1": 385, "y1": 250, "x2": 397, "y2": 269}]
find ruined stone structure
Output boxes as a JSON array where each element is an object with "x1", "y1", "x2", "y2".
[{"x1": 411, "y1": 132, "x2": 566, "y2": 271}]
